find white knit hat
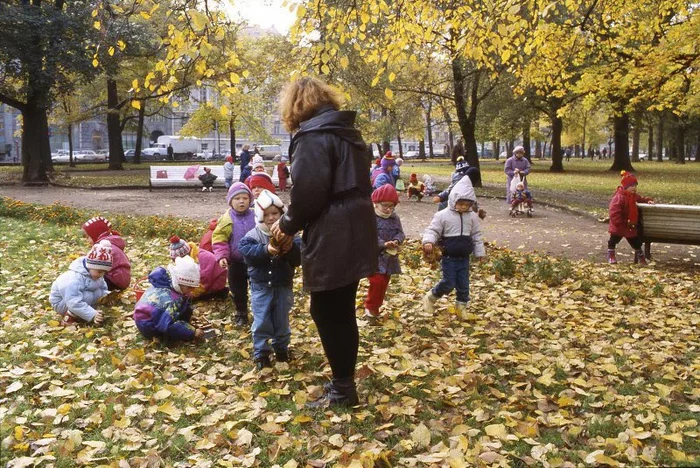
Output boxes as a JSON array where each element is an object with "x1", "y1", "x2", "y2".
[
  {"x1": 251, "y1": 155, "x2": 265, "y2": 170},
  {"x1": 168, "y1": 256, "x2": 200, "y2": 291},
  {"x1": 86, "y1": 240, "x2": 113, "y2": 271},
  {"x1": 254, "y1": 189, "x2": 285, "y2": 223}
]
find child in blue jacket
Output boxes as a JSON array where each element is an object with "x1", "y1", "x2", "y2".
[
  {"x1": 133, "y1": 256, "x2": 204, "y2": 342},
  {"x1": 239, "y1": 190, "x2": 301, "y2": 370}
]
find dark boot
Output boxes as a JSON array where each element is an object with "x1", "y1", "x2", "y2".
[
  {"x1": 234, "y1": 313, "x2": 248, "y2": 327},
  {"x1": 274, "y1": 349, "x2": 292, "y2": 363},
  {"x1": 607, "y1": 249, "x2": 617, "y2": 264},
  {"x1": 307, "y1": 377, "x2": 359, "y2": 409},
  {"x1": 255, "y1": 355, "x2": 272, "y2": 371},
  {"x1": 634, "y1": 250, "x2": 647, "y2": 265}
]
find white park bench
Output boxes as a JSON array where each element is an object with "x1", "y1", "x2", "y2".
[
  {"x1": 149, "y1": 165, "x2": 239, "y2": 190},
  {"x1": 638, "y1": 203, "x2": 700, "y2": 259},
  {"x1": 149, "y1": 164, "x2": 290, "y2": 190}
]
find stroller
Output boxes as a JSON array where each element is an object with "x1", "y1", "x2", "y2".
[{"x1": 509, "y1": 172, "x2": 534, "y2": 218}]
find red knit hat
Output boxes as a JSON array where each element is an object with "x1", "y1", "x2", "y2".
[
  {"x1": 620, "y1": 171, "x2": 638, "y2": 189},
  {"x1": 82, "y1": 217, "x2": 112, "y2": 243},
  {"x1": 371, "y1": 184, "x2": 400, "y2": 205},
  {"x1": 247, "y1": 173, "x2": 276, "y2": 193},
  {"x1": 409, "y1": 173, "x2": 418, "y2": 183}
]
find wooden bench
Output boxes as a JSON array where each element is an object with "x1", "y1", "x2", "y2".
[
  {"x1": 638, "y1": 203, "x2": 700, "y2": 259},
  {"x1": 149, "y1": 165, "x2": 240, "y2": 190}
]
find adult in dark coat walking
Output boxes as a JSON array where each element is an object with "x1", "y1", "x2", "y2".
[
  {"x1": 271, "y1": 77, "x2": 377, "y2": 408},
  {"x1": 239, "y1": 145, "x2": 252, "y2": 182}
]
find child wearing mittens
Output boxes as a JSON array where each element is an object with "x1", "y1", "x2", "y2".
[
  {"x1": 239, "y1": 190, "x2": 301, "y2": 369},
  {"x1": 49, "y1": 240, "x2": 113, "y2": 326},
  {"x1": 133, "y1": 256, "x2": 204, "y2": 342},
  {"x1": 212, "y1": 182, "x2": 256, "y2": 327},
  {"x1": 168, "y1": 236, "x2": 228, "y2": 299},
  {"x1": 364, "y1": 184, "x2": 405, "y2": 322},
  {"x1": 81, "y1": 216, "x2": 131, "y2": 291}
]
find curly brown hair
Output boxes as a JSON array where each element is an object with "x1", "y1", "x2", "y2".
[{"x1": 279, "y1": 77, "x2": 345, "y2": 133}]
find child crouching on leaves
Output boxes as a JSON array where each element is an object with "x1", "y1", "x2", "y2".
[
  {"x1": 422, "y1": 177, "x2": 486, "y2": 317},
  {"x1": 406, "y1": 173, "x2": 426, "y2": 201},
  {"x1": 239, "y1": 190, "x2": 301, "y2": 370},
  {"x1": 607, "y1": 171, "x2": 655, "y2": 265},
  {"x1": 82, "y1": 216, "x2": 131, "y2": 291},
  {"x1": 213, "y1": 183, "x2": 256, "y2": 327},
  {"x1": 199, "y1": 167, "x2": 218, "y2": 192},
  {"x1": 133, "y1": 256, "x2": 205, "y2": 342},
  {"x1": 168, "y1": 236, "x2": 228, "y2": 299},
  {"x1": 49, "y1": 240, "x2": 113, "y2": 326},
  {"x1": 364, "y1": 184, "x2": 405, "y2": 322}
]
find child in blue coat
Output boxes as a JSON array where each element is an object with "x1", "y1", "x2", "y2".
[
  {"x1": 239, "y1": 190, "x2": 301, "y2": 370},
  {"x1": 49, "y1": 240, "x2": 113, "y2": 326},
  {"x1": 133, "y1": 256, "x2": 204, "y2": 342}
]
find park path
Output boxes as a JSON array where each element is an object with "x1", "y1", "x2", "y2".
[{"x1": 2, "y1": 184, "x2": 698, "y2": 267}]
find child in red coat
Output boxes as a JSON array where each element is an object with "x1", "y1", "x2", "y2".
[{"x1": 607, "y1": 171, "x2": 655, "y2": 265}]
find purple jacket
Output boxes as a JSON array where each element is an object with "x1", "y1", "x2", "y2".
[
  {"x1": 212, "y1": 208, "x2": 256, "y2": 264},
  {"x1": 375, "y1": 213, "x2": 405, "y2": 275}
]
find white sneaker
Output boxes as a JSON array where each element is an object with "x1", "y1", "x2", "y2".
[
  {"x1": 202, "y1": 187, "x2": 207, "y2": 192},
  {"x1": 423, "y1": 292, "x2": 437, "y2": 314},
  {"x1": 456, "y1": 301, "x2": 468, "y2": 320},
  {"x1": 208, "y1": 187, "x2": 213, "y2": 192}
]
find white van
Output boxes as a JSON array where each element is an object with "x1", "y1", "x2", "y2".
[{"x1": 258, "y1": 144, "x2": 282, "y2": 160}]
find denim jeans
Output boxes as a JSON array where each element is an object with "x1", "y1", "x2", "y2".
[
  {"x1": 250, "y1": 283, "x2": 293, "y2": 359},
  {"x1": 432, "y1": 256, "x2": 470, "y2": 303}
]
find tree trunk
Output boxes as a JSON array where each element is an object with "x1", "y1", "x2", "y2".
[
  {"x1": 425, "y1": 100, "x2": 434, "y2": 158},
  {"x1": 396, "y1": 131, "x2": 403, "y2": 158},
  {"x1": 675, "y1": 120, "x2": 686, "y2": 164},
  {"x1": 550, "y1": 113, "x2": 564, "y2": 172},
  {"x1": 419, "y1": 139, "x2": 426, "y2": 159},
  {"x1": 494, "y1": 139, "x2": 500, "y2": 161},
  {"x1": 656, "y1": 119, "x2": 664, "y2": 162},
  {"x1": 107, "y1": 79, "x2": 124, "y2": 170},
  {"x1": 451, "y1": 57, "x2": 481, "y2": 175},
  {"x1": 134, "y1": 101, "x2": 145, "y2": 164},
  {"x1": 68, "y1": 122, "x2": 75, "y2": 168},
  {"x1": 535, "y1": 140, "x2": 541, "y2": 159},
  {"x1": 631, "y1": 114, "x2": 641, "y2": 162},
  {"x1": 610, "y1": 113, "x2": 634, "y2": 172},
  {"x1": 230, "y1": 118, "x2": 237, "y2": 162},
  {"x1": 21, "y1": 102, "x2": 52, "y2": 184},
  {"x1": 574, "y1": 144, "x2": 580, "y2": 158},
  {"x1": 523, "y1": 119, "x2": 531, "y2": 161},
  {"x1": 647, "y1": 121, "x2": 654, "y2": 161}
]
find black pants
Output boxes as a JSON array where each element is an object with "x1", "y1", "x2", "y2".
[
  {"x1": 310, "y1": 281, "x2": 359, "y2": 380},
  {"x1": 608, "y1": 234, "x2": 642, "y2": 250},
  {"x1": 227, "y1": 261, "x2": 249, "y2": 315}
]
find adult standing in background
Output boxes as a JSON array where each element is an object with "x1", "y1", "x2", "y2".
[
  {"x1": 167, "y1": 144, "x2": 174, "y2": 161},
  {"x1": 504, "y1": 146, "x2": 531, "y2": 203},
  {"x1": 239, "y1": 144, "x2": 252, "y2": 182},
  {"x1": 271, "y1": 77, "x2": 377, "y2": 409}
]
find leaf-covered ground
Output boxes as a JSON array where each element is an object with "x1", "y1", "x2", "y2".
[{"x1": 1, "y1": 216, "x2": 699, "y2": 467}]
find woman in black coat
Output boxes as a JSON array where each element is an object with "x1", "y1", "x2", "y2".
[{"x1": 271, "y1": 77, "x2": 377, "y2": 408}]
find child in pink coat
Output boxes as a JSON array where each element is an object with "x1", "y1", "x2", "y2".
[
  {"x1": 82, "y1": 216, "x2": 131, "y2": 290},
  {"x1": 169, "y1": 236, "x2": 228, "y2": 298}
]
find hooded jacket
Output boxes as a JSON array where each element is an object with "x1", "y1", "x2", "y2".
[
  {"x1": 49, "y1": 257, "x2": 109, "y2": 321},
  {"x1": 423, "y1": 177, "x2": 486, "y2": 258},
  {"x1": 279, "y1": 105, "x2": 378, "y2": 291},
  {"x1": 132, "y1": 267, "x2": 195, "y2": 341},
  {"x1": 95, "y1": 232, "x2": 131, "y2": 290},
  {"x1": 239, "y1": 225, "x2": 302, "y2": 287}
]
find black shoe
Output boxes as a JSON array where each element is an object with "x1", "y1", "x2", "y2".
[
  {"x1": 306, "y1": 378, "x2": 359, "y2": 409},
  {"x1": 255, "y1": 356, "x2": 272, "y2": 370},
  {"x1": 234, "y1": 315, "x2": 248, "y2": 327},
  {"x1": 275, "y1": 349, "x2": 292, "y2": 363}
]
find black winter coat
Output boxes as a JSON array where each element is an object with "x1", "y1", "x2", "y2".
[{"x1": 279, "y1": 106, "x2": 378, "y2": 292}]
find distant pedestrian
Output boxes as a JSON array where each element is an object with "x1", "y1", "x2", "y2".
[
  {"x1": 167, "y1": 144, "x2": 174, "y2": 161},
  {"x1": 451, "y1": 138, "x2": 465, "y2": 165},
  {"x1": 223, "y1": 156, "x2": 234, "y2": 189},
  {"x1": 239, "y1": 145, "x2": 252, "y2": 182},
  {"x1": 504, "y1": 146, "x2": 531, "y2": 203}
]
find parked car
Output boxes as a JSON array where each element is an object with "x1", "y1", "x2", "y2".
[
  {"x1": 51, "y1": 149, "x2": 70, "y2": 162},
  {"x1": 196, "y1": 150, "x2": 223, "y2": 160},
  {"x1": 258, "y1": 144, "x2": 282, "y2": 160},
  {"x1": 141, "y1": 146, "x2": 165, "y2": 159},
  {"x1": 124, "y1": 149, "x2": 135, "y2": 159},
  {"x1": 75, "y1": 150, "x2": 104, "y2": 162},
  {"x1": 403, "y1": 150, "x2": 422, "y2": 160}
]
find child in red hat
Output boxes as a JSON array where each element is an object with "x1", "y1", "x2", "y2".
[
  {"x1": 607, "y1": 171, "x2": 655, "y2": 265},
  {"x1": 82, "y1": 216, "x2": 131, "y2": 291},
  {"x1": 364, "y1": 184, "x2": 405, "y2": 323}
]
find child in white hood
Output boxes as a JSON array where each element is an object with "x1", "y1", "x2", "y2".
[
  {"x1": 422, "y1": 177, "x2": 486, "y2": 317},
  {"x1": 49, "y1": 240, "x2": 113, "y2": 326}
]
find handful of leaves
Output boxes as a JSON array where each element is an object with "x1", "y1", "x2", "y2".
[{"x1": 422, "y1": 244, "x2": 442, "y2": 266}]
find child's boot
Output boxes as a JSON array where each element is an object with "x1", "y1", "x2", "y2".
[
  {"x1": 634, "y1": 250, "x2": 647, "y2": 265},
  {"x1": 306, "y1": 377, "x2": 359, "y2": 409},
  {"x1": 202, "y1": 187, "x2": 207, "y2": 192},
  {"x1": 274, "y1": 348, "x2": 292, "y2": 363},
  {"x1": 423, "y1": 292, "x2": 438, "y2": 314},
  {"x1": 456, "y1": 301, "x2": 469, "y2": 320},
  {"x1": 607, "y1": 249, "x2": 617, "y2": 264},
  {"x1": 255, "y1": 355, "x2": 272, "y2": 370},
  {"x1": 364, "y1": 308, "x2": 381, "y2": 326}
]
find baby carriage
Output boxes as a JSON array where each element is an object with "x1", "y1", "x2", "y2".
[{"x1": 509, "y1": 172, "x2": 534, "y2": 218}]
